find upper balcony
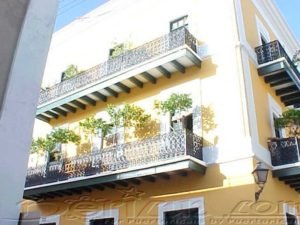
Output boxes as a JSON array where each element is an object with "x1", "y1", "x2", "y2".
[
  {"x1": 268, "y1": 137, "x2": 300, "y2": 193},
  {"x1": 37, "y1": 28, "x2": 202, "y2": 122},
  {"x1": 24, "y1": 129, "x2": 206, "y2": 201},
  {"x1": 255, "y1": 40, "x2": 300, "y2": 107}
]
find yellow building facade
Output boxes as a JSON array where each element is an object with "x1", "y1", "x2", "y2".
[{"x1": 20, "y1": 0, "x2": 300, "y2": 225}]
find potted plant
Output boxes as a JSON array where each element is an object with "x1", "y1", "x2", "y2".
[
  {"x1": 61, "y1": 64, "x2": 85, "y2": 81},
  {"x1": 122, "y1": 103, "x2": 151, "y2": 131},
  {"x1": 154, "y1": 93, "x2": 192, "y2": 131},
  {"x1": 31, "y1": 137, "x2": 56, "y2": 162},
  {"x1": 105, "y1": 103, "x2": 150, "y2": 170},
  {"x1": 79, "y1": 117, "x2": 112, "y2": 151},
  {"x1": 47, "y1": 128, "x2": 81, "y2": 159},
  {"x1": 274, "y1": 109, "x2": 300, "y2": 138},
  {"x1": 106, "y1": 103, "x2": 151, "y2": 144},
  {"x1": 109, "y1": 41, "x2": 133, "y2": 59}
]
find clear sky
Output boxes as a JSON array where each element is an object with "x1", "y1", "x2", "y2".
[
  {"x1": 275, "y1": 0, "x2": 300, "y2": 42},
  {"x1": 55, "y1": 0, "x2": 300, "y2": 43},
  {"x1": 54, "y1": 0, "x2": 108, "y2": 31}
]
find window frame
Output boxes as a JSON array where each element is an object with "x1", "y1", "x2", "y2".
[
  {"x1": 86, "y1": 209, "x2": 118, "y2": 225},
  {"x1": 256, "y1": 16, "x2": 270, "y2": 46},
  {"x1": 39, "y1": 215, "x2": 60, "y2": 225},
  {"x1": 268, "y1": 94, "x2": 285, "y2": 138},
  {"x1": 170, "y1": 15, "x2": 188, "y2": 32},
  {"x1": 283, "y1": 203, "x2": 299, "y2": 225},
  {"x1": 158, "y1": 197, "x2": 205, "y2": 225}
]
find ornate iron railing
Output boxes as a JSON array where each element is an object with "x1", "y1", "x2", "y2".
[
  {"x1": 38, "y1": 28, "x2": 199, "y2": 105},
  {"x1": 255, "y1": 40, "x2": 300, "y2": 79},
  {"x1": 268, "y1": 137, "x2": 300, "y2": 166},
  {"x1": 25, "y1": 130, "x2": 203, "y2": 187}
]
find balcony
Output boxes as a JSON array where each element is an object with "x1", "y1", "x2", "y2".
[
  {"x1": 24, "y1": 130, "x2": 206, "y2": 201},
  {"x1": 255, "y1": 41, "x2": 300, "y2": 107},
  {"x1": 37, "y1": 28, "x2": 202, "y2": 122},
  {"x1": 268, "y1": 137, "x2": 300, "y2": 192}
]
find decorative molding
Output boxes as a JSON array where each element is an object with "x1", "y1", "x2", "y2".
[{"x1": 158, "y1": 197, "x2": 205, "y2": 225}]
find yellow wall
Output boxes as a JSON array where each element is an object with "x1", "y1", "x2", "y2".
[
  {"x1": 241, "y1": 0, "x2": 276, "y2": 48},
  {"x1": 23, "y1": 1, "x2": 300, "y2": 224},
  {"x1": 240, "y1": 0, "x2": 286, "y2": 148},
  {"x1": 21, "y1": 157, "x2": 300, "y2": 225},
  {"x1": 50, "y1": 66, "x2": 210, "y2": 128},
  {"x1": 248, "y1": 61, "x2": 285, "y2": 148},
  {"x1": 47, "y1": 59, "x2": 225, "y2": 149}
]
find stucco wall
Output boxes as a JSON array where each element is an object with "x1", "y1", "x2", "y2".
[
  {"x1": 0, "y1": 1, "x2": 58, "y2": 225},
  {"x1": 0, "y1": 0, "x2": 30, "y2": 113}
]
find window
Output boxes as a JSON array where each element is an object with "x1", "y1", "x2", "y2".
[
  {"x1": 90, "y1": 218, "x2": 114, "y2": 225},
  {"x1": 18, "y1": 212, "x2": 40, "y2": 225},
  {"x1": 165, "y1": 208, "x2": 198, "y2": 225},
  {"x1": 184, "y1": 114, "x2": 193, "y2": 132},
  {"x1": 256, "y1": 16, "x2": 270, "y2": 46},
  {"x1": 283, "y1": 203, "x2": 299, "y2": 225},
  {"x1": 287, "y1": 213, "x2": 298, "y2": 225},
  {"x1": 273, "y1": 113, "x2": 282, "y2": 138},
  {"x1": 158, "y1": 197, "x2": 204, "y2": 225},
  {"x1": 260, "y1": 34, "x2": 268, "y2": 46},
  {"x1": 86, "y1": 209, "x2": 118, "y2": 225},
  {"x1": 170, "y1": 15, "x2": 188, "y2": 31},
  {"x1": 268, "y1": 94, "x2": 285, "y2": 138},
  {"x1": 39, "y1": 215, "x2": 60, "y2": 225},
  {"x1": 171, "y1": 113, "x2": 193, "y2": 131}
]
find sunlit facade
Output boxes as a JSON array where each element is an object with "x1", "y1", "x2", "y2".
[{"x1": 20, "y1": 0, "x2": 300, "y2": 225}]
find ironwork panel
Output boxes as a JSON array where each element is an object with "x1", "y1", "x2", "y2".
[
  {"x1": 38, "y1": 28, "x2": 199, "y2": 105},
  {"x1": 268, "y1": 138, "x2": 300, "y2": 166},
  {"x1": 25, "y1": 130, "x2": 203, "y2": 187}
]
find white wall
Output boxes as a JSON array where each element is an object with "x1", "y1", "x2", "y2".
[
  {"x1": 37, "y1": 0, "x2": 299, "y2": 165},
  {"x1": 0, "y1": 0, "x2": 58, "y2": 225},
  {"x1": 42, "y1": 0, "x2": 203, "y2": 87},
  {"x1": 40, "y1": 0, "x2": 254, "y2": 165}
]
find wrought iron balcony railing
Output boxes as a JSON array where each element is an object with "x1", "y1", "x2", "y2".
[
  {"x1": 39, "y1": 27, "x2": 199, "y2": 105},
  {"x1": 25, "y1": 130, "x2": 203, "y2": 187},
  {"x1": 268, "y1": 137, "x2": 300, "y2": 166},
  {"x1": 255, "y1": 40, "x2": 300, "y2": 79}
]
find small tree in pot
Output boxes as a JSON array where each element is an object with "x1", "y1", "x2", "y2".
[
  {"x1": 31, "y1": 137, "x2": 56, "y2": 162},
  {"x1": 79, "y1": 117, "x2": 112, "y2": 150},
  {"x1": 47, "y1": 128, "x2": 81, "y2": 159},
  {"x1": 106, "y1": 103, "x2": 151, "y2": 143},
  {"x1": 274, "y1": 109, "x2": 300, "y2": 138},
  {"x1": 154, "y1": 93, "x2": 192, "y2": 131}
]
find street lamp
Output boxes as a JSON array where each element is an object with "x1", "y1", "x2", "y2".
[{"x1": 252, "y1": 162, "x2": 269, "y2": 201}]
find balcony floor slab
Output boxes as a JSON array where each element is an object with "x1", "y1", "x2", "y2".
[{"x1": 24, "y1": 156, "x2": 206, "y2": 201}]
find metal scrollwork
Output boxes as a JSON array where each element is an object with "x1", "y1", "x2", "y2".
[
  {"x1": 38, "y1": 28, "x2": 199, "y2": 105},
  {"x1": 268, "y1": 137, "x2": 300, "y2": 166},
  {"x1": 25, "y1": 130, "x2": 203, "y2": 187}
]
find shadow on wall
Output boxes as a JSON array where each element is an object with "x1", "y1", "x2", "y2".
[
  {"x1": 134, "y1": 119, "x2": 160, "y2": 139},
  {"x1": 201, "y1": 105, "x2": 218, "y2": 147}
]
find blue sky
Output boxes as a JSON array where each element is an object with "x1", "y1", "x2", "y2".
[
  {"x1": 275, "y1": 0, "x2": 300, "y2": 41},
  {"x1": 55, "y1": 0, "x2": 108, "y2": 31},
  {"x1": 55, "y1": 0, "x2": 300, "y2": 42}
]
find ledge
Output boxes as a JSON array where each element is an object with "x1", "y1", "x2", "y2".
[{"x1": 24, "y1": 156, "x2": 206, "y2": 201}]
